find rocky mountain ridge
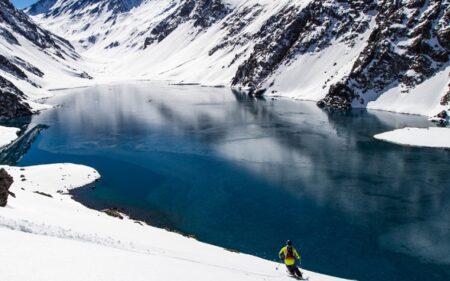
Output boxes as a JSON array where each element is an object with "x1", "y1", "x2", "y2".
[
  {"x1": 5, "y1": 0, "x2": 450, "y2": 117},
  {"x1": 0, "y1": 0, "x2": 90, "y2": 120},
  {"x1": 27, "y1": 0, "x2": 145, "y2": 17},
  {"x1": 320, "y1": 0, "x2": 450, "y2": 109}
]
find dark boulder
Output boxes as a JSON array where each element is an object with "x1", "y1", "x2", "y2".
[
  {"x1": 437, "y1": 110, "x2": 448, "y2": 119},
  {"x1": 431, "y1": 110, "x2": 449, "y2": 127},
  {"x1": 317, "y1": 82, "x2": 354, "y2": 109},
  {"x1": 0, "y1": 168, "x2": 14, "y2": 207},
  {"x1": 316, "y1": 100, "x2": 326, "y2": 108},
  {"x1": 102, "y1": 208, "x2": 124, "y2": 219}
]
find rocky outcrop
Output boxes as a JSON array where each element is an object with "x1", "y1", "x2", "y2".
[
  {"x1": 320, "y1": 0, "x2": 450, "y2": 109},
  {"x1": 0, "y1": 0, "x2": 87, "y2": 117},
  {"x1": 441, "y1": 82, "x2": 450, "y2": 105},
  {"x1": 0, "y1": 0, "x2": 75, "y2": 56},
  {"x1": 0, "y1": 168, "x2": 14, "y2": 207},
  {"x1": 430, "y1": 110, "x2": 449, "y2": 126},
  {"x1": 0, "y1": 54, "x2": 27, "y2": 80},
  {"x1": 208, "y1": 4, "x2": 263, "y2": 57},
  {"x1": 0, "y1": 26, "x2": 19, "y2": 45},
  {"x1": 102, "y1": 208, "x2": 124, "y2": 220},
  {"x1": 0, "y1": 76, "x2": 33, "y2": 120},
  {"x1": 13, "y1": 56, "x2": 44, "y2": 78},
  {"x1": 232, "y1": 0, "x2": 375, "y2": 88},
  {"x1": 317, "y1": 83, "x2": 355, "y2": 109},
  {"x1": 0, "y1": 55, "x2": 43, "y2": 88},
  {"x1": 144, "y1": 0, "x2": 231, "y2": 48}
]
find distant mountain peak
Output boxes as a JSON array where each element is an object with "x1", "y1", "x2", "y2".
[{"x1": 27, "y1": 0, "x2": 145, "y2": 17}]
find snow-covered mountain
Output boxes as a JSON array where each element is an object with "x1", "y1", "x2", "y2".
[
  {"x1": 0, "y1": 0, "x2": 93, "y2": 119},
  {"x1": 18, "y1": 0, "x2": 450, "y2": 116}
]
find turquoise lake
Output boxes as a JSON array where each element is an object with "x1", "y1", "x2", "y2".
[{"x1": 2, "y1": 83, "x2": 449, "y2": 281}]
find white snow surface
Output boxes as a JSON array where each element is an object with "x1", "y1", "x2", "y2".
[
  {"x1": 367, "y1": 68, "x2": 450, "y2": 116},
  {"x1": 374, "y1": 127, "x2": 450, "y2": 148},
  {"x1": 0, "y1": 126, "x2": 19, "y2": 148},
  {"x1": 0, "y1": 163, "x2": 349, "y2": 281}
]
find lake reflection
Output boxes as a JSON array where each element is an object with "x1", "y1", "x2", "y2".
[{"x1": 11, "y1": 83, "x2": 450, "y2": 281}]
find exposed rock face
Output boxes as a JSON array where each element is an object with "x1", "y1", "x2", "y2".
[
  {"x1": 144, "y1": 0, "x2": 231, "y2": 48},
  {"x1": 12, "y1": 56, "x2": 44, "y2": 78},
  {"x1": 319, "y1": 0, "x2": 450, "y2": 109},
  {"x1": 0, "y1": 0, "x2": 74, "y2": 54},
  {"x1": 0, "y1": 0, "x2": 88, "y2": 120},
  {"x1": 0, "y1": 168, "x2": 14, "y2": 207},
  {"x1": 437, "y1": 110, "x2": 448, "y2": 119},
  {"x1": 0, "y1": 54, "x2": 27, "y2": 80},
  {"x1": 24, "y1": 0, "x2": 450, "y2": 113},
  {"x1": 0, "y1": 55, "x2": 43, "y2": 87},
  {"x1": 208, "y1": 4, "x2": 263, "y2": 57},
  {"x1": 0, "y1": 76, "x2": 33, "y2": 120},
  {"x1": 27, "y1": 0, "x2": 144, "y2": 17},
  {"x1": 430, "y1": 109, "x2": 449, "y2": 126},
  {"x1": 0, "y1": 26, "x2": 19, "y2": 45},
  {"x1": 232, "y1": 0, "x2": 375, "y2": 88},
  {"x1": 318, "y1": 82, "x2": 355, "y2": 109}
]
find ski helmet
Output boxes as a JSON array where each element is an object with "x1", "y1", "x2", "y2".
[{"x1": 286, "y1": 240, "x2": 292, "y2": 246}]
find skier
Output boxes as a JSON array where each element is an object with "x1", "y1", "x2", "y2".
[{"x1": 279, "y1": 240, "x2": 303, "y2": 279}]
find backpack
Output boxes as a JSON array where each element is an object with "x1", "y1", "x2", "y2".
[{"x1": 286, "y1": 246, "x2": 294, "y2": 259}]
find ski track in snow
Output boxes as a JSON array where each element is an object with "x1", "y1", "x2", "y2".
[{"x1": 0, "y1": 217, "x2": 281, "y2": 278}]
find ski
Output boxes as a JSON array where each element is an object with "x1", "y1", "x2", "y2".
[
  {"x1": 288, "y1": 273, "x2": 309, "y2": 280},
  {"x1": 291, "y1": 276, "x2": 309, "y2": 281}
]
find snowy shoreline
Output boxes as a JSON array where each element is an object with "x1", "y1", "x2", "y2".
[
  {"x1": 374, "y1": 127, "x2": 450, "y2": 148},
  {"x1": 0, "y1": 163, "x2": 349, "y2": 281},
  {"x1": 0, "y1": 126, "x2": 20, "y2": 149}
]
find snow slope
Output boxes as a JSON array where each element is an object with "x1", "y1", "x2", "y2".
[
  {"x1": 28, "y1": 0, "x2": 373, "y2": 91},
  {"x1": 27, "y1": 0, "x2": 450, "y2": 117},
  {"x1": 0, "y1": 163, "x2": 349, "y2": 281},
  {"x1": 374, "y1": 127, "x2": 450, "y2": 148},
  {"x1": 0, "y1": 0, "x2": 95, "y2": 115},
  {"x1": 0, "y1": 125, "x2": 19, "y2": 148},
  {"x1": 367, "y1": 69, "x2": 450, "y2": 116}
]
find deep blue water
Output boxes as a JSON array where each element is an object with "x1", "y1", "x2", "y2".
[{"x1": 3, "y1": 83, "x2": 450, "y2": 281}]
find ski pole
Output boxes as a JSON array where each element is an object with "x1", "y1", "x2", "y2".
[{"x1": 276, "y1": 262, "x2": 282, "y2": 271}]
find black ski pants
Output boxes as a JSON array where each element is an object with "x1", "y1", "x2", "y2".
[{"x1": 287, "y1": 264, "x2": 302, "y2": 278}]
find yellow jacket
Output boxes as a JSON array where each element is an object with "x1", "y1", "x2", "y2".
[{"x1": 279, "y1": 246, "x2": 301, "y2": 265}]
